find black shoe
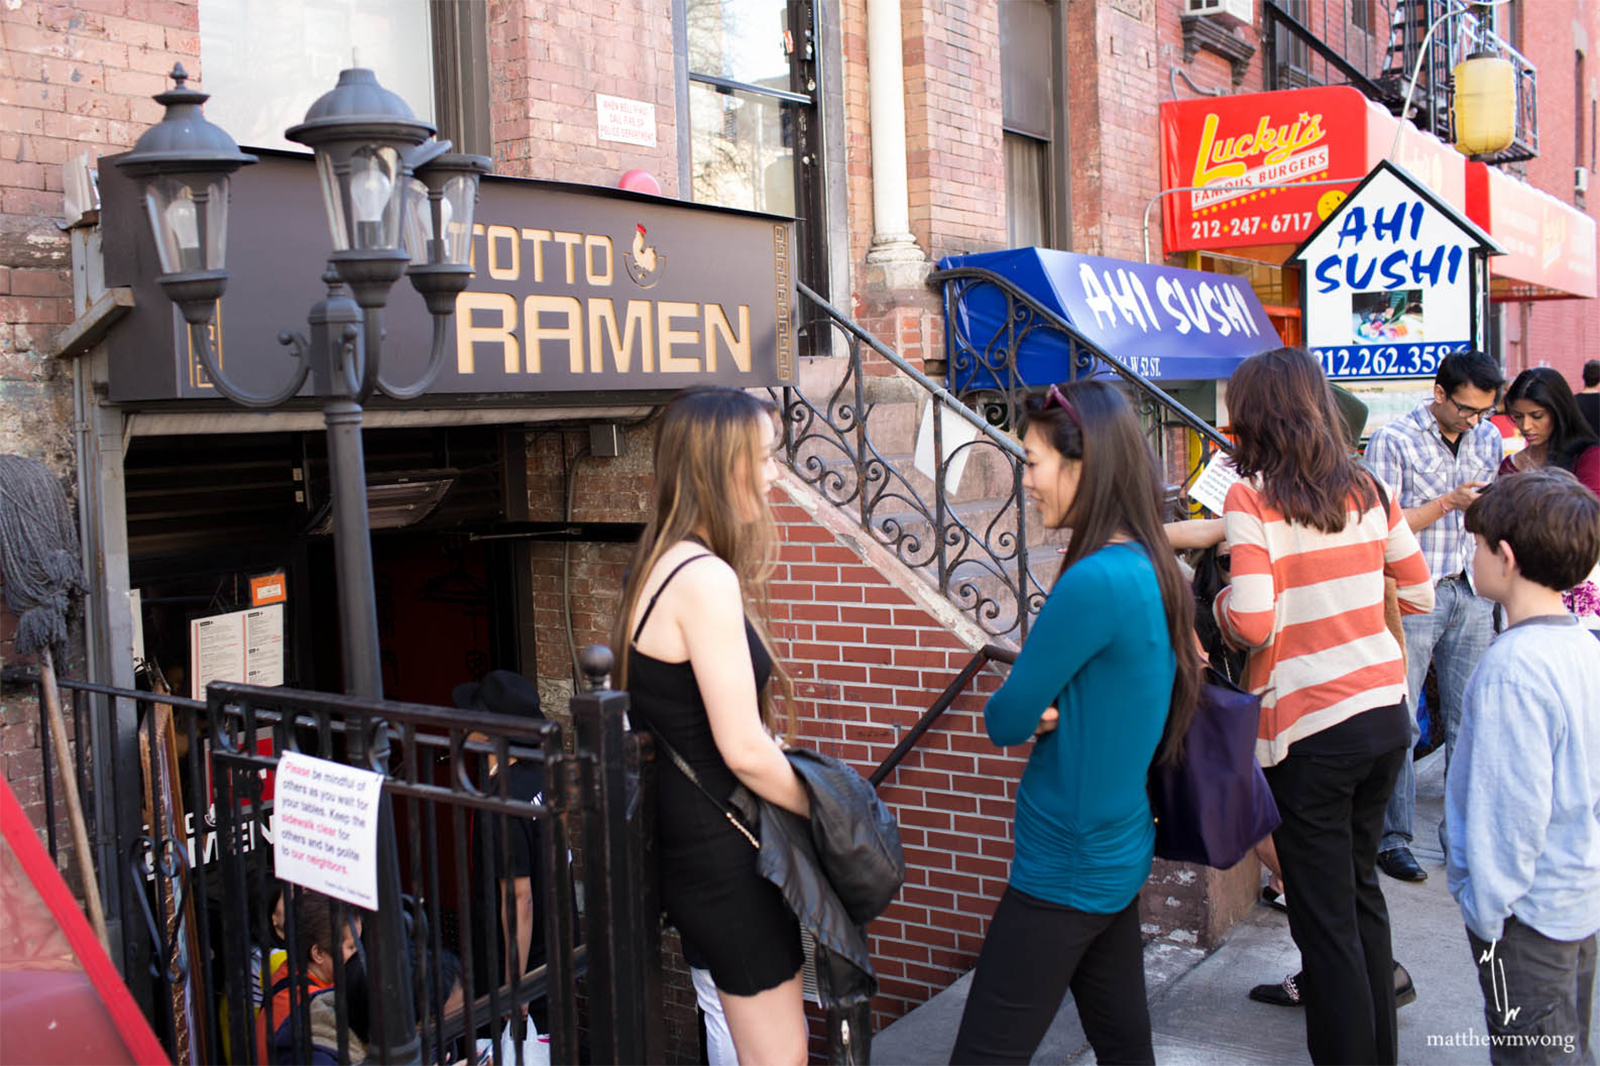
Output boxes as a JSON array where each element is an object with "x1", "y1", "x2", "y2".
[
  {"x1": 1395, "y1": 961, "x2": 1417, "y2": 1008},
  {"x1": 1248, "y1": 972, "x2": 1302, "y2": 1007},
  {"x1": 1260, "y1": 884, "x2": 1289, "y2": 913},
  {"x1": 1249, "y1": 964, "x2": 1415, "y2": 1010},
  {"x1": 1377, "y1": 847, "x2": 1428, "y2": 882}
]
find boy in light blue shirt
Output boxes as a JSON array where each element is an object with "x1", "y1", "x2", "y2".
[{"x1": 1447, "y1": 468, "x2": 1600, "y2": 1064}]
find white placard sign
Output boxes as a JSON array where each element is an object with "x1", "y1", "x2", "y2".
[
  {"x1": 1289, "y1": 160, "x2": 1500, "y2": 382},
  {"x1": 1189, "y1": 451, "x2": 1243, "y2": 517},
  {"x1": 913, "y1": 399, "x2": 981, "y2": 495},
  {"x1": 273, "y1": 751, "x2": 385, "y2": 909},
  {"x1": 597, "y1": 93, "x2": 657, "y2": 148}
]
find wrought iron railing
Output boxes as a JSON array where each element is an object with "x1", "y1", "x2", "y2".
[
  {"x1": 782, "y1": 283, "x2": 1044, "y2": 641},
  {"x1": 780, "y1": 275, "x2": 1231, "y2": 643},
  {"x1": 1262, "y1": 0, "x2": 1401, "y2": 100},
  {"x1": 931, "y1": 266, "x2": 1233, "y2": 495}
]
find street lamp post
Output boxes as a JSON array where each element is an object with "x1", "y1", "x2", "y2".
[{"x1": 116, "y1": 65, "x2": 491, "y2": 1065}]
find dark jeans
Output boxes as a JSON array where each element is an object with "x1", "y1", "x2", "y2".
[
  {"x1": 1467, "y1": 918, "x2": 1597, "y2": 1065},
  {"x1": 1265, "y1": 745, "x2": 1406, "y2": 1065},
  {"x1": 950, "y1": 886, "x2": 1152, "y2": 1065}
]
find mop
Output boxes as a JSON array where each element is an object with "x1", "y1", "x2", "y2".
[{"x1": 0, "y1": 453, "x2": 108, "y2": 951}]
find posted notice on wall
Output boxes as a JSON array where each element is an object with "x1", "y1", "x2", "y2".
[
  {"x1": 189, "y1": 604, "x2": 285, "y2": 698},
  {"x1": 596, "y1": 93, "x2": 657, "y2": 147},
  {"x1": 273, "y1": 751, "x2": 385, "y2": 910}
]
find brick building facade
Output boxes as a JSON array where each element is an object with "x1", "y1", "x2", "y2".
[{"x1": 2, "y1": 0, "x2": 1596, "y2": 1056}]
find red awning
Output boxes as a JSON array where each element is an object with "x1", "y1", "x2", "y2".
[{"x1": 1466, "y1": 162, "x2": 1598, "y2": 300}]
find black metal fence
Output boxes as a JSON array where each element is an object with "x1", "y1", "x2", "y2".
[
  {"x1": 779, "y1": 273, "x2": 1233, "y2": 644},
  {"x1": 9, "y1": 647, "x2": 658, "y2": 1066}
]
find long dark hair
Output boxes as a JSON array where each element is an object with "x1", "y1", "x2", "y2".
[
  {"x1": 610, "y1": 386, "x2": 796, "y2": 734},
  {"x1": 1505, "y1": 367, "x2": 1600, "y2": 471},
  {"x1": 1021, "y1": 381, "x2": 1199, "y2": 766},
  {"x1": 1229, "y1": 347, "x2": 1379, "y2": 532}
]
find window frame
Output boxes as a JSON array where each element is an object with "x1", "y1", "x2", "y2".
[{"x1": 673, "y1": 0, "x2": 831, "y2": 306}]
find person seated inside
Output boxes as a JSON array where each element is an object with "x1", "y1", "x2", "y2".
[{"x1": 254, "y1": 890, "x2": 365, "y2": 1065}]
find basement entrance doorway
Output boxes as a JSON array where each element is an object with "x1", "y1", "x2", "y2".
[{"x1": 123, "y1": 423, "x2": 527, "y2": 705}]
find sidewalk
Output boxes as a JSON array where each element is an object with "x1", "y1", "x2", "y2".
[{"x1": 874, "y1": 748, "x2": 1593, "y2": 1064}]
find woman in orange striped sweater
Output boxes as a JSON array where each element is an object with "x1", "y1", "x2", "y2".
[{"x1": 1215, "y1": 347, "x2": 1433, "y2": 1066}]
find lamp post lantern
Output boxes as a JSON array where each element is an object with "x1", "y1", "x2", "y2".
[{"x1": 116, "y1": 64, "x2": 490, "y2": 1066}]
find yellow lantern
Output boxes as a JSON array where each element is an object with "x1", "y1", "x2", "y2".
[{"x1": 1453, "y1": 51, "x2": 1517, "y2": 156}]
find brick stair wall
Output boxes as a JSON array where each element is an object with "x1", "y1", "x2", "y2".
[{"x1": 769, "y1": 468, "x2": 1243, "y2": 1044}]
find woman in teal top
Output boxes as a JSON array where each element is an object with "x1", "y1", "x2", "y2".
[{"x1": 952, "y1": 382, "x2": 1199, "y2": 1066}]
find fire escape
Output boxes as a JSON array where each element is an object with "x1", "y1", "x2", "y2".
[{"x1": 1262, "y1": 0, "x2": 1538, "y2": 165}]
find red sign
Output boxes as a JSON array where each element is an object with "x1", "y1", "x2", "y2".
[
  {"x1": 1162, "y1": 87, "x2": 1369, "y2": 255},
  {"x1": 1466, "y1": 161, "x2": 1598, "y2": 299},
  {"x1": 1161, "y1": 87, "x2": 1473, "y2": 258}
]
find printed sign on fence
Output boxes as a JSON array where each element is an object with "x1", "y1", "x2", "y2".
[{"x1": 272, "y1": 751, "x2": 384, "y2": 909}]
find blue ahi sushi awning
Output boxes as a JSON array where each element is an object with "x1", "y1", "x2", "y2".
[{"x1": 937, "y1": 248, "x2": 1282, "y2": 387}]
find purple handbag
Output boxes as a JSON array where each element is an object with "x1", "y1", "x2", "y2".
[{"x1": 1149, "y1": 665, "x2": 1280, "y2": 868}]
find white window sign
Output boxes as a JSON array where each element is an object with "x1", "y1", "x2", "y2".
[
  {"x1": 273, "y1": 751, "x2": 385, "y2": 910},
  {"x1": 597, "y1": 93, "x2": 658, "y2": 148}
]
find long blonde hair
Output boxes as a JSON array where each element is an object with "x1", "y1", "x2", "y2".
[{"x1": 611, "y1": 386, "x2": 796, "y2": 734}]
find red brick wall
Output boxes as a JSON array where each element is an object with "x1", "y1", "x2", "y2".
[
  {"x1": 902, "y1": 0, "x2": 1006, "y2": 260},
  {"x1": 1, "y1": 0, "x2": 192, "y2": 846},
  {"x1": 769, "y1": 490, "x2": 1015, "y2": 1029},
  {"x1": 840, "y1": 0, "x2": 871, "y2": 291},
  {"x1": 487, "y1": 0, "x2": 680, "y2": 192}
]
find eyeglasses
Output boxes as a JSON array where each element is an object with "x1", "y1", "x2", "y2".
[
  {"x1": 1041, "y1": 383, "x2": 1083, "y2": 428},
  {"x1": 1450, "y1": 399, "x2": 1497, "y2": 421}
]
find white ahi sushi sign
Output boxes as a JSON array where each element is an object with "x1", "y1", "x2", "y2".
[{"x1": 1289, "y1": 160, "x2": 1504, "y2": 381}]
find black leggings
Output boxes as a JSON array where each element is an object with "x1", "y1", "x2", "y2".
[{"x1": 950, "y1": 886, "x2": 1153, "y2": 1065}]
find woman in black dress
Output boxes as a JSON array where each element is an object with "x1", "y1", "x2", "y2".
[{"x1": 613, "y1": 386, "x2": 810, "y2": 1066}]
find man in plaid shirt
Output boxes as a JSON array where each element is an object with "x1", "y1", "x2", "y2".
[{"x1": 1363, "y1": 351, "x2": 1505, "y2": 885}]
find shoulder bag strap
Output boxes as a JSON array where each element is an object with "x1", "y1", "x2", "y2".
[{"x1": 650, "y1": 730, "x2": 759, "y2": 849}]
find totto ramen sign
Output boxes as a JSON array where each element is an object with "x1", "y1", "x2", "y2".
[{"x1": 1289, "y1": 161, "x2": 1503, "y2": 381}]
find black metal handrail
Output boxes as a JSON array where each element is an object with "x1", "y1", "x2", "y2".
[
  {"x1": 784, "y1": 269, "x2": 1233, "y2": 642},
  {"x1": 870, "y1": 644, "x2": 1016, "y2": 788},
  {"x1": 783, "y1": 283, "x2": 1044, "y2": 641},
  {"x1": 929, "y1": 265, "x2": 1234, "y2": 454},
  {"x1": 930, "y1": 266, "x2": 1234, "y2": 526}
]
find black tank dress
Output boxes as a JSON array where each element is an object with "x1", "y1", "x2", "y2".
[{"x1": 626, "y1": 554, "x2": 804, "y2": 996}]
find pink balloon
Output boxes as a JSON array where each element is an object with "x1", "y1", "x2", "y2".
[{"x1": 617, "y1": 169, "x2": 661, "y2": 196}]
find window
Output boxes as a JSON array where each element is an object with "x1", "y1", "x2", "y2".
[
  {"x1": 681, "y1": 0, "x2": 828, "y2": 298},
  {"x1": 200, "y1": 0, "x2": 435, "y2": 151},
  {"x1": 1352, "y1": 0, "x2": 1371, "y2": 33},
  {"x1": 1000, "y1": 0, "x2": 1062, "y2": 249},
  {"x1": 1004, "y1": 134, "x2": 1048, "y2": 249},
  {"x1": 199, "y1": 0, "x2": 489, "y2": 155},
  {"x1": 1578, "y1": 51, "x2": 1587, "y2": 177},
  {"x1": 1275, "y1": 0, "x2": 1312, "y2": 86}
]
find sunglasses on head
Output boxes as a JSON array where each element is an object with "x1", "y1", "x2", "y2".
[{"x1": 1041, "y1": 383, "x2": 1083, "y2": 428}]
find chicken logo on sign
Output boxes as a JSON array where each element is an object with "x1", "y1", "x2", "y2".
[{"x1": 625, "y1": 223, "x2": 665, "y2": 288}]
